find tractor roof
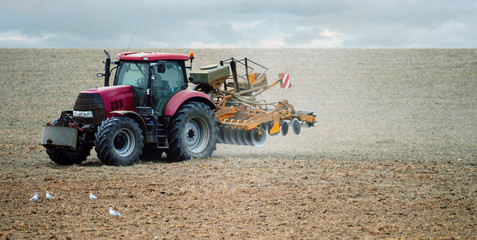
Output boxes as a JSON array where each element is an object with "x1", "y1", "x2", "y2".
[{"x1": 116, "y1": 52, "x2": 189, "y2": 61}]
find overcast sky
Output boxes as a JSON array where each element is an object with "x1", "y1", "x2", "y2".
[{"x1": 0, "y1": 0, "x2": 475, "y2": 48}]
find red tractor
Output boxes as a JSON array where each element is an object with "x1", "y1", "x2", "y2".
[
  {"x1": 41, "y1": 50, "x2": 218, "y2": 165},
  {"x1": 41, "y1": 50, "x2": 317, "y2": 166}
]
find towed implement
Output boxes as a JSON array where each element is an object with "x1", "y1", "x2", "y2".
[
  {"x1": 41, "y1": 50, "x2": 316, "y2": 166},
  {"x1": 190, "y1": 57, "x2": 316, "y2": 147}
]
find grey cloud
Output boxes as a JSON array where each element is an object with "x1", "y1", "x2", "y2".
[
  {"x1": 205, "y1": 23, "x2": 243, "y2": 44},
  {"x1": 282, "y1": 0, "x2": 477, "y2": 48},
  {"x1": 0, "y1": 0, "x2": 475, "y2": 48}
]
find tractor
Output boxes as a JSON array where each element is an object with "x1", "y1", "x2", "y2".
[
  {"x1": 41, "y1": 50, "x2": 218, "y2": 165},
  {"x1": 41, "y1": 50, "x2": 316, "y2": 166}
]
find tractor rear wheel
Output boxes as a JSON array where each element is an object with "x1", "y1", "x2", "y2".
[
  {"x1": 166, "y1": 102, "x2": 218, "y2": 162},
  {"x1": 94, "y1": 117, "x2": 144, "y2": 166},
  {"x1": 46, "y1": 142, "x2": 92, "y2": 165}
]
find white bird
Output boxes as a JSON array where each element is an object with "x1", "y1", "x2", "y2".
[
  {"x1": 89, "y1": 193, "x2": 97, "y2": 200},
  {"x1": 109, "y1": 207, "x2": 121, "y2": 217},
  {"x1": 30, "y1": 192, "x2": 38, "y2": 202},
  {"x1": 45, "y1": 191, "x2": 54, "y2": 200}
]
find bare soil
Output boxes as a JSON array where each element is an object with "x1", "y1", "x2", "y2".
[{"x1": 0, "y1": 49, "x2": 476, "y2": 239}]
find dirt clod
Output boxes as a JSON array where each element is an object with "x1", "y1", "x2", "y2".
[{"x1": 0, "y1": 49, "x2": 476, "y2": 239}]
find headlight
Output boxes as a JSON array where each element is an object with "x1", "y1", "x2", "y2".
[{"x1": 73, "y1": 110, "x2": 94, "y2": 118}]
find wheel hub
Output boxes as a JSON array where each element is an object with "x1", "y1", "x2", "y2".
[
  {"x1": 113, "y1": 128, "x2": 135, "y2": 157},
  {"x1": 187, "y1": 128, "x2": 197, "y2": 141},
  {"x1": 114, "y1": 134, "x2": 127, "y2": 149},
  {"x1": 184, "y1": 117, "x2": 209, "y2": 153}
]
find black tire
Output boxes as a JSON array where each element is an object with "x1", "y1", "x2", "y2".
[
  {"x1": 94, "y1": 117, "x2": 144, "y2": 166},
  {"x1": 46, "y1": 142, "x2": 92, "y2": 165},
  {"x1": 166, "y1": 101, "x2": 218, "y2": 162}
]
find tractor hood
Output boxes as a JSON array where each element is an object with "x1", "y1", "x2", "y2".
[{"x1": 74, "y1": 85, "x2": 135, "y2": 124}]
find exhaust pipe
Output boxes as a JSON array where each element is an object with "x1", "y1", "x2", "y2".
[
  {"x1": 103, "y1": 50, "x2": 111, "y2": 87},
  {"x1": 97, "y1": 49, "x2": 111, "y2": 87}
]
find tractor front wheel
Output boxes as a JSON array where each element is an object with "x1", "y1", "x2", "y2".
[
  {"x1": 46, "y1": 142, "x2": 92, "y2": 165},
  {"x1": 94, "y1": 117, "x2": 144, "y2": 166},
  {"x1": 166, "y1": 102, "x2": 218, "y2": 162}
]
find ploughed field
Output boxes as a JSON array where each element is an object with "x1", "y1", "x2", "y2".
[{"x1": 0, "y1": 48, "x2": 476, "y2": 239}]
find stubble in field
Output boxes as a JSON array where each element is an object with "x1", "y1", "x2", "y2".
[{"x1": 0, "y1": 48, "x2": 476, "y2": 239}]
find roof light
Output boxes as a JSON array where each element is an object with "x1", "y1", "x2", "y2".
[{"x1": 143, "y1": 57, "x2": 148, "y2": 61}]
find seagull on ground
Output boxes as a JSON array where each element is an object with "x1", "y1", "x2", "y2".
[
  {"x1": 45, "y1": 191, "x2": 54, "y2": 200},
  {"x1": 89, "y1": 193, "x2": 97, "y2": 200},
  {"x1": 30, "y1": 192, "x2": 38, "y2": 202},
  {"x1": 109, "y1": 207, "x2": 121, "y2": 217}
]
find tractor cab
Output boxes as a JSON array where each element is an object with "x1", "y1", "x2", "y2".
[{"x1": 111, "y1": 52, "x2": 190, "y2": 116}]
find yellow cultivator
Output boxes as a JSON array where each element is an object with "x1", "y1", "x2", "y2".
[{"x1": 190, "y1": 57, "x2": 316, "y2": 147}]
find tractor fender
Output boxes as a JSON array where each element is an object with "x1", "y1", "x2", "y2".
[
  {"x1": 109, "y1": 110, "x2": 147, "y2": 140},
  {"x1": 163, "y1": 90, "x2": 216, "y2": 117}
]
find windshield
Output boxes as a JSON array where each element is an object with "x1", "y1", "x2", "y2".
[{"x1": 114, "y1": 62, "x2": 149, "y2": 89}]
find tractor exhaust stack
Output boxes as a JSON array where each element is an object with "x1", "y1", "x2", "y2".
[{"x1": 96, "y1": 50, "x2": 111, "y2": 86}]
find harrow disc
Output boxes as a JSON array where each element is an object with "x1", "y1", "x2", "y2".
[
  {"x1": 241, "y1": 130, "x2": 254, "y2": 146},
  {"x1": 281, "y1": 121, "x2": 289, "y2": 136},
  {"x1": 231, "y1": 128, "x2": 243, "y2": 145},
  {"x1": 223, "y1": 127, "x2": 234, "y2": 145},
  {"x1": 251, "y1": 127, "x2": 267, "y2": 147},
  {"x1": 217, "y1": 127, "x2": 226, "y2": 144},
  {"x1": 292, "y1": 118, "x2": 301, "y2": 135},
  {"x1": 235, "y1": 128, "x2": 247, "y2": 145}
]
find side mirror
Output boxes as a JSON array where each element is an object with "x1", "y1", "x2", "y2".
[
  {"x1": 151, "y1": 61, "x2": 166, "y2": 73},
  {"x1": 96, "y1": 73, "x2": 104, "y2": 77}
]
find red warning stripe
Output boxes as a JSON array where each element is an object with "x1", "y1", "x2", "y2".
[{"x1": 282, "y1": 73, "x2": 291, "y2": 89}]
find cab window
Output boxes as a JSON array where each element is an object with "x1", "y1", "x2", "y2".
[
  {"x1": 114, "y1": 62, "x2": 149, "y2": 106},
  {"x1": 114, "y1": 62, "x2": 148, "y2": 89},
  {"x1": 152, "y1": 61, "x2": 186, "y2": 115}
]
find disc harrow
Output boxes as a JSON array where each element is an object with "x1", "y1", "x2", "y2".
[{"x1": 190, "y1": 57, "x2": 317, "y2": 147}]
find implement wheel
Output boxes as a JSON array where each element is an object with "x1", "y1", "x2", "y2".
[
  {"x1": 94, "y1": 117, "x2": 144, "y2": 166},
  {"x1": 166, "y1": 102, "x2": 218, "y2": 162}
]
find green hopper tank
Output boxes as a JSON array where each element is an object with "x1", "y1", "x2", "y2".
[{"x1": 189, "y1": 64, "x2": 230, "y2": 90}]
